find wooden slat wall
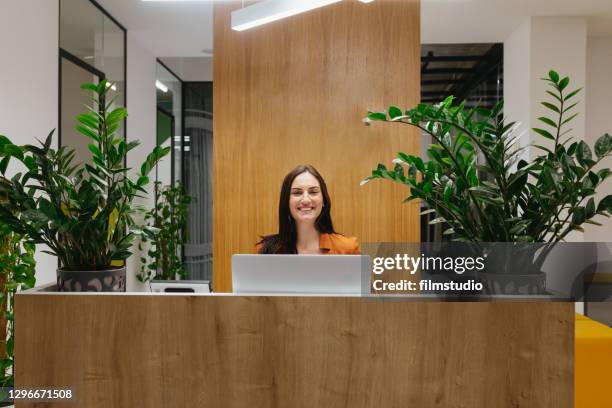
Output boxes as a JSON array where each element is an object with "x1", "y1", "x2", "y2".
[
  {"x1": 15, "y1": 295, "x2": 574, "y2": 407},
  {"x1": 213, "y1": 1, "x2": 421, "y2": 292}
]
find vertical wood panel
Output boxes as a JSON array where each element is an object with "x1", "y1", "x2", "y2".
[{"x1": 214, "y1": 1, "x2": 421, "y2": 292}]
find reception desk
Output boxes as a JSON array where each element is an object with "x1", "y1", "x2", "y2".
[{"x1": 15, "y1": 287, "x2": 573, "y2": 407}]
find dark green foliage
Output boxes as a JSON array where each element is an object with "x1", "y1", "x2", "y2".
[
  {"x1": 363, "y1": 70, "x2": 612, "y2": 243},
  {"x1": 138, "y1": 182, "x2": 192, "y2": 282},
  {"x1": 0, "y1": 80, "x2": 169, "y2": 269},
  {"x1": 0, "y1": 226, "x2": 35, "y2": 387}
]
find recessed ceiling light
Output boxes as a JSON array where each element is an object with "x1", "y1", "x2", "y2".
[{"x1": 231, "y1": 0, "x2": 342, "y2": 32}]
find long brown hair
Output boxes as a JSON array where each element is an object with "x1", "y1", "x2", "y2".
[{"x1": 257, "y1": 165, "x2": 335, "y2": 254}]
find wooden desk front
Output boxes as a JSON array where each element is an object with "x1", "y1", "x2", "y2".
[{"x1": 15, "y1": 292, "x2": 573, "y2": 407}]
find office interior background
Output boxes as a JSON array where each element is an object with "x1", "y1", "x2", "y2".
[
  {"x1": 1, "y1": 2, "x2": 612, "y2": 407},
  {"x1": 1, "y1": 0, "x2": 612, "y2": 299}
]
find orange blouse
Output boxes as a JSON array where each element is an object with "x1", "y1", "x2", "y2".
[{"x1": 256, "y1": 233, "x2": 361, "y2": 254}]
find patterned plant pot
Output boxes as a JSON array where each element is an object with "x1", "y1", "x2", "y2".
[{"x1": 57, "y1": 267, "x2": 126, "y2": 292}]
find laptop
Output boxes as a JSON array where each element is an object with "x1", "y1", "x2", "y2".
[{"x1": 232, "y1": 254, "x2": 370, "y2": 295}]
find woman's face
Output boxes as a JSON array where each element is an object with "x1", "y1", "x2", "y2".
[{"x1": 289, "y1": 171, "x2": 324, "y2": 224}]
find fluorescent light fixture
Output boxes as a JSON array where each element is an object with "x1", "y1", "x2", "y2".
[
  {"x1": 231, "y1": 0, "x2": 342, "y2": 31},
  {"x1": 156, "y1": 80, "x2": 168, "y2": 93}
]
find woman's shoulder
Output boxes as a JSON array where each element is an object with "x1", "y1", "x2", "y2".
[{"x1": 322, "y1": 233, "x2": 361, "y2": 254}]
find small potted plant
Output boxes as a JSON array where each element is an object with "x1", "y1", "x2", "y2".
[
  {"x1": 363, "y1": 71, "x2": 612, "y2": 293},
  {"x1": 0, "y1": 80, "x2": 169, "y2": 292},
  {"x1": 137, "y1": 181, "x2": 192, "y2": 283}
]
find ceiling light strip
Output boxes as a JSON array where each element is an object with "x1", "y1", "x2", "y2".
[{"x1": 231, "y1": 0, "x2": 343, "y2": 32}]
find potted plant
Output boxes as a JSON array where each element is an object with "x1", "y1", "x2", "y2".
[
  {"x1": 0, "y1": 80, "x2": 169, "y2": 292},
  {"x1": 0, "y1": 223, "x2": 35, "y2": 396},
  {"x1": 137, "y1": 181, "x2": 192, "y2": 283},
  {"x1": 363, "y1": 71, "x2": 612, "y2": 293}
]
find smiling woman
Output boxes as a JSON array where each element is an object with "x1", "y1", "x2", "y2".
[{"x1": 256, "y1": 165, "x2": 361, "y2": 255}]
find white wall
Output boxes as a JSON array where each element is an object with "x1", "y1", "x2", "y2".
[
  {"x1": 0, "y1": 0, "x2": 59, "y2": 285},
  {"x1": 585, "y1": 36, "x2": 612, "y2": 242},
  {"x1": 504, "y1": 18, "x2": 532, "y2": 161},
  {"x1": 505, "y1": 17, "x2": 587, "y2": 162},
  {"x1": 530, "y1": 17, "x2": 587, "y2": 160},
  {"x1": 126, "y1": 33, "x2": 158, "y2": 291}
]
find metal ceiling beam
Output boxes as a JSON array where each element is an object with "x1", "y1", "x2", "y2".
[
  {"x1": 422, "y1": 79, "x2": 463, "y2": 85},
  {"x1": 422, "y1": 89, "x2": 502, "y2": 97},
  {"x1": 420, "y1": 55, "x2": 485, "y2": 62},
  {"x1": 421, "y1": 67, "x2": 473, "y2": 75}
]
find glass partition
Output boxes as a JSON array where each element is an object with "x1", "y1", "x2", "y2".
[
  {"x1": 59, "y1": 0, "x2": 126, "y2": 161},
  {"x1": 156, "y1": 61, "x2": 182, "y2": 185},
  {"x1": 183, "y1": 82, "x2": 213, "y2": 282}
]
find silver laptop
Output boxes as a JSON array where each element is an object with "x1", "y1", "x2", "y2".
[{"x1": 232, "y1": 255, "x2": 370, "y2": 294}]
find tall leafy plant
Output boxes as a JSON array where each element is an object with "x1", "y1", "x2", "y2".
[
  {"x1": 0, "y1": 80, "x2": 169, "y2": 270},
  {"x1": 138, "y1": 182, "x2": 192, "y2": 282},
  {"x1": 363, "y1": 71, "x2": 612, "y2": 243},
  {"x1": 0, "y1": 225, "x2": 35, "y2": 388}
]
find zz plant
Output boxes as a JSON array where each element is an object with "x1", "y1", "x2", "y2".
[
  {"x1": 138, "y1": 181, "x2": 192, "y2": 282},
  {"x1": 363, "y1": 71, "x2": 612, "y2": 243},
  {"x1": 0, "y1": 80, "x2": 169, "y2": 270}
]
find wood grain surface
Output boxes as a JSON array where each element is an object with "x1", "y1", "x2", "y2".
[
  {"x1": 213, "y1": 0, "x2": 421, "y2": 292},
  {"x1": 15, "y1": 294, "x2": 573, "y2": 407}
]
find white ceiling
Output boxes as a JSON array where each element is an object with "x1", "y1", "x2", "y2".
[
  {"x1": 97, "y1": 0, "x2": 612, "y2": 57},
  {"x1": 97, "y1": 0, "x2": 215, "y2": 57}
]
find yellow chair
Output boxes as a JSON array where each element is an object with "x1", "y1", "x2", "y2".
[{"x1": 575, "y1": 313, "x2": 612, "y2": 408}]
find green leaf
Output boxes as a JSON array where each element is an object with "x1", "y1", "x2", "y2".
[
  {"x1": 80, "y1": 82, "x2": 99, "y2": 92},
  {"x1": 6, "y1": 337, "x2": 14, "y2": 356},
  {"x1": 565, "y1": 88, "x2": 582, "y2": 100},
  {"x1": 559, "y1": 77, "x2": 570, "y2": 91},
  {"x1": 541, "y1": 102, "x2": 560, "y2": 113},
  {"x1": 88, "y1": 144, "x2": 103, "y2": 158},
  {"x1": 561, "y1": 113, "x2": 579, "y2": 126},
  {"x1": 388, "y1": 106, "x2": 402, "y2": 119},
  {"x1": 597, "y1": 168, "x2": 611, "y2": 181},
  {"x1": 597, "y1": 195, "x2": 612, "y2": 213},
  {"x1": 538, "y1": 117, "x2": 557, "y2": 128},
  {"x1": 533, "y1": 128, "x2": 555, "y2": 141},
  {"x1": 546, "y1": 90, "x2": 562, "y2": 103},
  {"x1": 549, "y1": 70, "x2": 560, "y2": 83},
  {"x1": 76, "y1": 124, "x2": 101, "y2": 142},
  {"x1": 594, "y1": 133, "x2": 612, "y2": 159},
  {"x1": 0, "y1": 156, "x2": 9, "y2": 174},
  {"x1": 0, "y1": 134, "x2": 12, "y2": 148},
  {"x1": 571, "y1": 207, "x2": 586, "y2": 225},
  {"x1": 575, "y1": 141, "x2": 593, "y2": 164},
  {"x1": 2, "y1": 144, "x2": 24, "y2": 161},
  {"x1": 367, "y1": 112, "x2": 387, "y2": 121},
  {"x1": 429, "y1": 217, "x2": 447, "y2": 225},
  {"x1": 443, "y1": 180, "x2": 452, "y2": 202},
  {"x1": 586, "y1": 197, "x2": 596, "y2": 218}
]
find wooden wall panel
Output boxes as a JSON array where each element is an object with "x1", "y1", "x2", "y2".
[
  {"x1": 213, "y1": 1, "x2": 421, "y2": 292},
  {"x1": 15, "y1": 294, "x2": 573, "y2": 407}
]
